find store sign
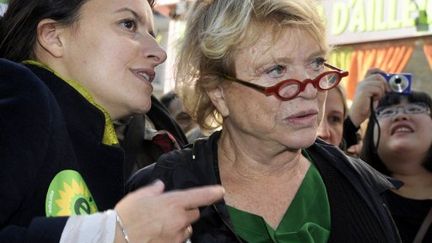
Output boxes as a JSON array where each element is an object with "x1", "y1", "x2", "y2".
[{"x1": 321, "y1": 0, "x2": 432, "y2": 45}]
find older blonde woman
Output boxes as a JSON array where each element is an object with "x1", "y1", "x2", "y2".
[{"x1": 129, "y1": 0, "x2": 401, "y2": 242}]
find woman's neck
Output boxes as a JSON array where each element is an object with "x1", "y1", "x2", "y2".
[
  {"x1": 392, "y1": 169, "x2": 432, "y2": 199},
  {"x1": 218, "y1": 129, "x2": 306, "y2": 179}
]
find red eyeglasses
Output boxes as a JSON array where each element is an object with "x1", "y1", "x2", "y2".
[{"x1": 223, "y1": 63, "x2": 349, "y2": 101}]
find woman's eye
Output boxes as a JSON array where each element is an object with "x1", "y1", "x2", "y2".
[
  {"x1": 311, "y1": 57, "x2": 326, "y2": 70},
  {"x1": 407, "y1": 107, "x2": 423, "y2": 114},
  {"x1": 120, "y1": 19, "x2": 137, "y2": 32},
  {"x1": 381, "y1": 109, "x2": 395, "y2": 116},
  {"x1": 266, "y1": 65, "x2": 286, "y2": 78},
  {"x1": 328, "y1": 115, "x2": 342, "y2": 124}
]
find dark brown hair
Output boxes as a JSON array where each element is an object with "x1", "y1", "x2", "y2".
[{"x1": 0, "y1": 0, "x2": 155, "y2": 62}]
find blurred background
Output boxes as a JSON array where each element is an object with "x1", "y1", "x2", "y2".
[
  {"x1": 153, "y1": 0, "x2": 432, "y2": 104},
  {"x1": 1, "y1": 0, "x2": 431, "y2": 102}
]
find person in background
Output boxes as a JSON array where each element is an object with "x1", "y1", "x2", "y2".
[
  {"x1": 317, "y1": 85, "x2": 348, "y2": 147},
  {"x1": 343, "y1": 68, "x2": 390, "y2": 154},
  {"x1": 161, "y1": 91, "x2": 195, "y2": 134},
  {"x1": 361, "y1": 91, "x2": 432, "y2": 243},
  {"x1": 318, "y1": 70, "x2": 390, "y2": 157},
  {"x1": 0, "y1": 0, "x2": 224, "y2": 242},
  {"x1": 160, "y1": 90, "x2": 204, "y2": 142},
  {"x1": 116, "y1": 95, "x2": 189, "y2": 177},
  {"x1": 128, "y1": 0, "x2": 401, "y2": 242}
]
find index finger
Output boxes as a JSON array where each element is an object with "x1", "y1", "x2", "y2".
[{"x1": 168, "y1": 185, "x2": 225, "y2": 209}]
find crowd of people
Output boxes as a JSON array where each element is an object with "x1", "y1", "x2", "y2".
[{"x1": 0, "y1": 0, "x2": 431, "y2": 242}]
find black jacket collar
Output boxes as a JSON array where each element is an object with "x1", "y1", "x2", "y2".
[{"x1": 26, "y1": 64, "x2": 125, "y2": 210}]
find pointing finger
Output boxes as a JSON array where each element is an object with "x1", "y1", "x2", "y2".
[{"x1": 168, "y1": 185, "x2": 225, "y2": 209}]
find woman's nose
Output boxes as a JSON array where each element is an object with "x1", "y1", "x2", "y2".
[
  {"x1": 392, "y1": 111, "x2": 409, "y2": 121},
  {"x1": 142, "y1": 38, "x2": 167, "y2": 66},
  {"x1": 317, "y1": 120, "x2": 331, "y2": 142}
]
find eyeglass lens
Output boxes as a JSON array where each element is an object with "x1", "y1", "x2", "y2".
[
  {"x1": 376, "y1": 103, "x2": 430, "y2": 118},
  {"x1": 277, "y1": 72, "x2": 341, "y2": 99},
  {"x1": 321, "y1": 73, "x2": 339, "y2": 88}
]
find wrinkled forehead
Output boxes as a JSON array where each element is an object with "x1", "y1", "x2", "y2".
[
  {"x1": 236, "y1": 24, "x2": 326, "y2": 61},
  {"x1": 244, "y1": 19, "x2": 327, "y2": 52}
]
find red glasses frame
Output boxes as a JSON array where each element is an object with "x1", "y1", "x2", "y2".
[{"x1": 224, "y1": 63, "x2": 349, "y2": 101}]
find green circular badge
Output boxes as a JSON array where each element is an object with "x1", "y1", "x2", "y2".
[{"x1": 45, "y1": 170, "x2": 98, "y2": 216}]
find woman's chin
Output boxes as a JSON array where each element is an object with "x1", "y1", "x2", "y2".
[
  {"x1": 281, "y1": 136, "x2": 316, "y2": 150},
  {"x1": 131, "y1": 101, "x2": 152, "y2": 115}
]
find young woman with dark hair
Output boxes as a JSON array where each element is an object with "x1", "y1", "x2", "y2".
[
  {"x1": 361, "y1": 91, "x2": 432, "y2": 243},
  {"x1": 0, "y1": 0, "x2": 224, "y2": 242}
]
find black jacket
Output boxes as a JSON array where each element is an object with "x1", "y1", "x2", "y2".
[
  {"x1": 129, "y1": 131, "x2": 402, "y2": 243},
  {"x1": 0, "y1": 59, "x2": 125, "y2": 242}
]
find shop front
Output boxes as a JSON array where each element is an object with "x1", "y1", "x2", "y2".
[{"x1": 322, "y1": 0, "x2": 432, "y2": 98}]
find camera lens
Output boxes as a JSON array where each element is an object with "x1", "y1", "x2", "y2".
[{"x1": 389, "y1": 75, "x2": 409, "y2": 93}]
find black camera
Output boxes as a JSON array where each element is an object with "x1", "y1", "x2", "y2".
[{"x1": 379, "y1": 73, "x2": 412, "y2": 94}]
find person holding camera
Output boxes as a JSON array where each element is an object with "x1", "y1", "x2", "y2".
[
  {"x1": 334, "y1": 68, "x2": 390, "y2": 154},
  {"x1": 360, "y1": 90, "x2": 432, "y2": 243}
]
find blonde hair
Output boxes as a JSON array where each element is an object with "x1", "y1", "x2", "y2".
[{"x1": 175, "y1": 0, "x2": 328, "y2": 129}]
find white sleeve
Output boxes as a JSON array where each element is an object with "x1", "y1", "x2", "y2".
[{"x1": 59, "y1": 210, "x2": 117, "y2": 243}]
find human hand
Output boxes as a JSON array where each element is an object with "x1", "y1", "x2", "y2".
[
  {"x1": 114, "y1": 180, "x2": 225, "y2": 243},
  {"x1": 349, "y1": 68, "x2": 390, "y2": 127}
]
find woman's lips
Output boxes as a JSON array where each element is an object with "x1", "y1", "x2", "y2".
[
  {"x1": 285, "y1": 110, "x2": 318, "y2": 125},
  {"x1": 391, "y1": 123, "x2": 414, "y2": 135},
  {"x1": 131, "y1": 68, "x2": 155, "y2": 83}
]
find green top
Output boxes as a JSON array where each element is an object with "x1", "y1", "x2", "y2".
[{"x1": 227, "y1": 159, "x2": 330, "y2": 243}]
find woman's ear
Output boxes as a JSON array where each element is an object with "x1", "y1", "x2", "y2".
[
  {"x1": 36, "y1": 19, "x2": 65, "y2": 58},
  {"x1": 207, "y1": 86, "x2": 230, "y2": 117}
]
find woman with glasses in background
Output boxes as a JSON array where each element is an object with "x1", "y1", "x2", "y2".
[
  {"x1": 361, "y1": 91, "x2": 432, "y2": 243},
  {"x1": 128, "y1": 0, "x2": 401, "y2": 242}
]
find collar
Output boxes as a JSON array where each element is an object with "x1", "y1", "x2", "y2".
[{"x1": 23, "y1": 60, "x2": 118, "y2": 145}]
